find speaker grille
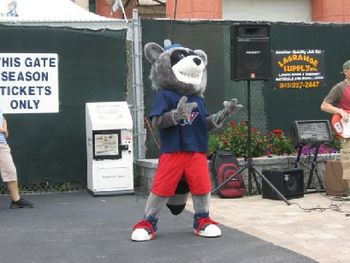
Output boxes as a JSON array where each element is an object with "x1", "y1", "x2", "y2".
[
  {"x1": 262, "y1": 168, "x2": 304, "y2": 200},
  {"x1": 231, "y1": 24, "x2": 271, "y2": 80}
]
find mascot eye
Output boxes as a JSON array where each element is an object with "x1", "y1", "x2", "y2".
[
  {"x1": 176, "y1": 52, "x2": 186, "y2": 60},
  {"x1": 171, "y1": 50, "x2": 189, "y2": 66}
]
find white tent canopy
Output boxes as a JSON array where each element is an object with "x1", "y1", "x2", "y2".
[{"x1": 0, "y1": 0, "x2": 128, "y2": 30}]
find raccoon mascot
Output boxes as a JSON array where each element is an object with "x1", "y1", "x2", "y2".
[{"x1": 131, "y1": 40, "x2": 242, "y2": 241}]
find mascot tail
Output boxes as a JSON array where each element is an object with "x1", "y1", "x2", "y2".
[{"x1": 166, "y1": 178, "x2": 189, "y2": 215}]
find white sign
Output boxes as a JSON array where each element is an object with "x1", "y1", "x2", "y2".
[{"x1": 0, "y1": 53, "x2": 59, "y2": 113}]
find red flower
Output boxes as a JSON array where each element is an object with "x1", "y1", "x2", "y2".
[
  {"x1": 272, "y1": 129, "x2": 283, "y2": 135},
  {"x1": 230, "y1": 121, "x2": 237, "y2": 127}
]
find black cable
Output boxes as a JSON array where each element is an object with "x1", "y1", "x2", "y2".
[
  {"x1": 152, "y1": 0, "x2": 166, "y2": 4},
  {"x1": 288, "y1": 193, "x2": 350, "y2": 216}
]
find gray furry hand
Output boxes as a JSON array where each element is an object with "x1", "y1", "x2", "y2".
[
  {"x1": 223, "y1": 98, "x2": 243, "y2": 115},
  {"x1": 173, "y1": 96, "x2": 198, "y2": 122},
  {"x1": 215, "y1": 98, "x2": 243, "y2": 124}
]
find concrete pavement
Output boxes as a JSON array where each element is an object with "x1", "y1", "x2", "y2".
[
  {"x1": 188, "y1": 192, "x2": 350, "y2": 263},
  {"x1": 0, "y1": 191, "x2": 316, "y2": 263}
]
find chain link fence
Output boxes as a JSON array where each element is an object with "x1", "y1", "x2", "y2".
[
  {"x1": 1, "y1": 19, "x2": 349, "y2": 193},
  {"x1": 0, "y1": 182, "x2": 86, "y2": 195},
  {"x1": 0, "y1": 24, "x2": 127, "y2": 194}
]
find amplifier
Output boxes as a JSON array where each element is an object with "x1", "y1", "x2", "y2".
[
  {"x1": 290, "y1": 120, "x2": 332, "y2": 146},
  {"x1": 262, "y1": 168, "x2": 304, "y2": 200}
]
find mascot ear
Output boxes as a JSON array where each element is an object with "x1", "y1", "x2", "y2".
[
  {"x1": 144, "y1": 42, "x2": 164, "y2": 64},
  {"x1": 194, "y1": 50, "x2": 208, "y2": 66}
]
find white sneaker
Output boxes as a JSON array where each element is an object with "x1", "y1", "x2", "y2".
[
  {"x1": 131, "y1": 220, "x2": 156, "y2": 242},
  {"x1": 194, "y1": 217, "x2": 222, "y2": 238}
]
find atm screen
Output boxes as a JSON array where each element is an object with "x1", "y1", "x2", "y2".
[{"x1": 93, "y1": 130, "x2": 121, "y2": 159}]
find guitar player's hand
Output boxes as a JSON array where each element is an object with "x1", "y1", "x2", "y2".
[{"x1": 340, "y1": 109, "x2": 349, "y2": 122}]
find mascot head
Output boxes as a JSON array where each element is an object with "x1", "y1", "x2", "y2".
[{"x1": 144, "y1": 39, "x2": 208, "y2": 97}]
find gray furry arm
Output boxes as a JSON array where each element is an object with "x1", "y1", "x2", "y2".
[
  {"x1": 206, "y1": 98, "x2": 243, "y2": 131},
  {"x1": 151, "y1": 96, "x2": 198, "y2": 129},
  {"x1": 154, "y1": 112, "x2": 221, "y2": 131},
  {"x1": 206, "y1": 114, "x2": 222, "y2": 132},
  {"x1": 151, "y1": 111, "x2": 178, "y2": 129}
]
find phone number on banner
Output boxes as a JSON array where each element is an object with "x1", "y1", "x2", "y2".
[{"x1": 278, "y1": 81, "x2": 320, "y2": 89}]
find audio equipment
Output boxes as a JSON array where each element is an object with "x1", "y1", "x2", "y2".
[
  {"x1": 230, "y1": 23, "x2": 271, "y2": 80},
  {"x1": 290, "y1": 120, "x2": 332, "y2": 147},
  {"x1": 262, "y1": 168, "x2": 304, "y2": 200},
  {"x1": 325, "y1": 160, "x2": 348, "y2": 196}
]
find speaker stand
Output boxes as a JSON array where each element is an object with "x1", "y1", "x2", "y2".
[
  {"x1": 295, "y1": 144, "x2": 325, "y2": 193},
  {"x1": 211, "y1": 80, "x2": 290, "y2": 206}
]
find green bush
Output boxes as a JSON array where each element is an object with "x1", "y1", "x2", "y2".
[{"x1": 208, "y1": 121, "x2": 339, "y2": 158}]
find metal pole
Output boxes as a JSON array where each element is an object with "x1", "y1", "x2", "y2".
[
  {"x1": 247, "y1": 80, "x2": 253, "y2": 193},
  {"x1": 132, "y1": 9, "x2": 145, "y2": 159},
  {"x1": 117, "y1": 0, "x2": 128, "y2": 22},
  {"x1": 247, "y1": 80, "x2": 261, "y2": 194}
]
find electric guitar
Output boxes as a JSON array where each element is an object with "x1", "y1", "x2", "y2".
[{"x1": 331, "y1": 113, "x2": 350, "y2": 138}]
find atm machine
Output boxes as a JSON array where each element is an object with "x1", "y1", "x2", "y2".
[{"x1": 85, "y1": 101, "x2": 134, "y2": 196}]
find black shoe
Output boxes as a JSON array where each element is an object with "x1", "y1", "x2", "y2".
[{"x1": 10, "y1": 197, "x2": 34, "y2": 209}]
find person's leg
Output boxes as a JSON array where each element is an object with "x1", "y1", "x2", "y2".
[
  {"x1": 131, "y1": 153, "x2": 185, "y2": 241},
  {"x1": 7, "y1": 180, "x2": 33, "y2": 208},
  {"x1": 192, "y1": 193, "x2": 221, "y2": 237},
  {"x1": 144, "y1": 192, "x2": 169, "y2": 219},
  {"x1": 185, "y1": 153, "x2": 221, "y2": 237},
  {"x1": 0, "y1": 144, "x2": 33, "y2": 208},
  {"x1": 131, "y1": 192, "x2": 168, "y2": 241},
  {"x1": 6, "y1": 180, "x2": 20, "y2": 201},
  {"x1": 0, "y1": 144, "x2": 19, "y2": 201},
  {"x1": 340, "y1": 139, "x2": 350, "y2": 195},
  {"x1": 192, "y1": 192, "x2": 210, "y2": 213},
  {"x1": 347, "y1": 180, "x2": 350, "y2": 195}
]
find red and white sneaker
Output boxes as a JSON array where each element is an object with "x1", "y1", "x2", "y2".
[
  {"x1": 131, "y1": 219, "x2": 156, "y2": 241},
  {"x1": 194, "y1": 217, "x2": 222, "y2": 238}
]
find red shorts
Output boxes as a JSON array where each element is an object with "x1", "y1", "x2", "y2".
[{"x1": 152, "y1": 152, "x2": 212, "y2": 196}]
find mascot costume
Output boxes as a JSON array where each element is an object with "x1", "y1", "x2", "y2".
[{"x1": 131, "y1": 40, "x2": 242, "y2": 241}]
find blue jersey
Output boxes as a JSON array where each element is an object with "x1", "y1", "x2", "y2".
[{"x1": 149, "y1": 90, "x2": 209, "y2": 153}]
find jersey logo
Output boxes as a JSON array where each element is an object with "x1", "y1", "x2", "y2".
[{"x1": 179, "y1": 111, "x2": 199, "y2": 126}]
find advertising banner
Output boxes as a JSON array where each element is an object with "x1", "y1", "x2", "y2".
[{"x1": 272, "y1": 49, "x2": 325, "y2": 89}]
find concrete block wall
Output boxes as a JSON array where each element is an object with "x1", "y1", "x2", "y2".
[{"x1": 136, "y1": 153, "x2": 340, "y2": 194}]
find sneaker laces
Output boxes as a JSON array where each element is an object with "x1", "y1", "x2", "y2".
[
  {"x1": 196, "y1": 217, "x2": 218, "y2": 230},
  {"x1": 133, "y1": 220, "x2": 155, "y2": 236}
]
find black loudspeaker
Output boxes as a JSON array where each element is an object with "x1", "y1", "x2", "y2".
[
  {"x1": 230, "y1": 24, "x2": 271, "y2": 80},
  {"x1": 262, "y1": 168, "x2": 304, "y2": 200}
]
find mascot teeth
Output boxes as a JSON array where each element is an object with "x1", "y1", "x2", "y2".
[
  {"x1": 172, "y1": 57, "x2": 204, "y2": 85},
  {"x1": 180, "y1": 71, "x2": 199, "y2": 78}
]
